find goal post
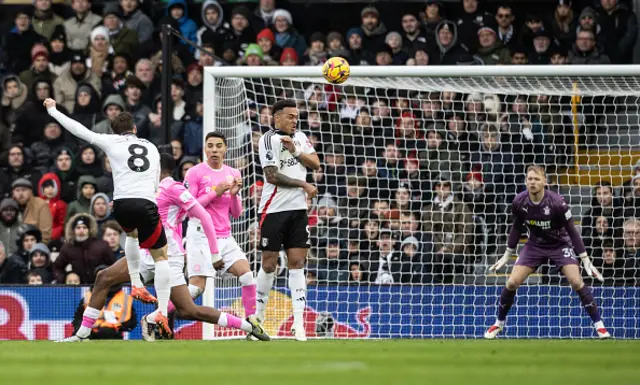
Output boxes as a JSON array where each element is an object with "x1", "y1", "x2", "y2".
[{"x1": 201, "y1": 65, "x2": 640, "y2": 339}]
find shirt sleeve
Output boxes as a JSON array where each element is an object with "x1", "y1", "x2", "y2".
[
  {"x1": 299, "y1": 132, "x2": 315, "y2": 155},
  {"x1": 172, "y1": 183, "x2": 197, "y2": 211},
  {"x1": 183, "y1": 167, "x2": 200, "y2": 198},
  {"x1": 259, "y1": 134, "x2": 280, "y2": 168},
  {"x1": 507, "y1": 200, "x2": 524, "y2": 249},
  {"x1": 47, "y1": 107, "x2": 111, "y2": 150}
]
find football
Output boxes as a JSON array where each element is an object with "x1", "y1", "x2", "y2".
[{"x1": 322, "y1": 57, "x2": 350, "y2": 84}]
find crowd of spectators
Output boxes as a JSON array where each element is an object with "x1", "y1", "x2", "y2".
[{"x1": 0, "y1": 0, "x2": 639, "y2": 288}]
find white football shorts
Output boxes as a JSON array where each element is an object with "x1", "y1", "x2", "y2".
[
  {"x1": 186, "y1": 225, "x2": 247, "y2": 278},
  {"x1": 139, "y1": 248, "x2": 186, "y2": 288}
]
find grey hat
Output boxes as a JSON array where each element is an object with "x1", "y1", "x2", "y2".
[
  {"x1": 317, "y1": 196, "x2": 337, "y2": 210},
  {"x1": 0, "y1": 198, "x2": 19, "y2": 211},
  {"x1": 401, "y1": 236, "x2": 420, "y2": 250},
  {"x1": 12, "y1": 178, "x2": 33, "y2": 190},
  {"x1": 29, "y1": 243, "x2": 50, "y2": 258}
]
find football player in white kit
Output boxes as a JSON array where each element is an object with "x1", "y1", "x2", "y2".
[
  {"x1": 182, "y1": 132, "x2": 258, "y2": 325},
  {"x1": 256, "y1": 99, "x2": 321, "y2": 341},
  {"x1": 45, "y1": 98, "x2": 173, "y2": 338}
]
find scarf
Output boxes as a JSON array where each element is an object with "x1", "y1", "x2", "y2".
[
  {"x1": 275, "y1": 32, "x2": 291, "y2": 48},
  {"x1": 49, "y1": 48, "x2": 73, "y2": 66},
  {"x1": 434, "y1": 194, "x2": 455, "y2": 211}
]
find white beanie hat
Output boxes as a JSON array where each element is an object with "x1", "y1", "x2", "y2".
[
  {"x1": 273, "y1": 9, "x2": 293, "y2": 25},
  {"x1": 90, "y1": 26, "x2": 110, "y2": 45}
]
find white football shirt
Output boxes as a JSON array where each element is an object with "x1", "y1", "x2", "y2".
[
  {"x1": 258, "y1": 130, "x2": 314, "y2": 214},
  {"x1": 48, "y1": 107, "x2": 160, "y2": 203}
]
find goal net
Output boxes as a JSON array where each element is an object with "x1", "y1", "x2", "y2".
[{"x1": 202, "y1": 65, "x2": 640, "y2": 339}]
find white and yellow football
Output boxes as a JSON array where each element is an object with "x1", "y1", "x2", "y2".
[{"x1": 322, "y1": 57, "x2": 350, "y2": 84}]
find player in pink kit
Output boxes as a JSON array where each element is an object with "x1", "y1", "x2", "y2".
[
  {"x1": 184, "y1": 132, "x2": 258, "y2": 326},
  {"x1": 60, "y1": 154, "x2": 269, "y2": 342}
]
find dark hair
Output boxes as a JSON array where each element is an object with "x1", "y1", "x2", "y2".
[
  {"x1": 205, "y1": 131, "x2": 227, "y2": 145},
  {"x1": 101, "y1": 220, "x2": 123, "y2": 235},
  {"x1": 271, "y1": 99, "x2": 296, "y2": 116},
  {"x1": 160, "y1": 153, "x2": 176, "y2": 173},
  {"x1": 111, "y1": 112, "x2": 135, "y2": 134}
]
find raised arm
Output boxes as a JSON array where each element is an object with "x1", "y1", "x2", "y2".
[{"x1": 44, "y1": 99, "x2": 105, "y2": 147}]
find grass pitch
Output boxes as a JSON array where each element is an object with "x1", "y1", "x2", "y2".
[{"x1": 1, "y1": 340, "x2": 638, "y2": 385}]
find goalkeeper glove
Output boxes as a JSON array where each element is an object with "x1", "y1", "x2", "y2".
[
  {"x1": 489, "y1": 248, "x2": 515, "y2": 272},
  {"x1": 579, "y1": 253, "x2": 604, "y2": 282}
]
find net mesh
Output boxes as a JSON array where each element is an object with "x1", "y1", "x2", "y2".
[{"x1": 201, "y1": 71, "x2": 640, "y2": 339}]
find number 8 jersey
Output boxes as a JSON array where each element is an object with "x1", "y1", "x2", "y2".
[{"x1": 46, "y1": 106, "x2": 160, "y2": 204}]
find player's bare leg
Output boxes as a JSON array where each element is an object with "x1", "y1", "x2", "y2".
[
  {"x1": 485, "y1": 265, "x2": 535, "y2": 339},
  {"x1": 58, "y1": 259, "x2": 130, "y2": 342},
  {"x1": 256, "y1": 251, "x2": 279, "y2": 325},
  {"x1": 228, "y1": 259, "x2": 257, "y2": 317},
  {"x1": 125, "y1": 230, "x2": 157, "y2": 303},
  {"x1": 148, "y1": 245, "x2": 172, "y2": 337},
  {"x1": 562, "y1": 264, "x2": 610, "y2": 338},
  {"x1": 286, "y1": 248, "x2": 308, "y2": 341},
  {"x1": 142, "y1": 284, "x2": 270, "y2": 341}
]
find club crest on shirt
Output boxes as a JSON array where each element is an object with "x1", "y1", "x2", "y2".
[
  {"x1": 262, "y1": 237, "x2": 269, "y2": 247},
  {"x1": 543, "y1": 206, "x2": 551, "y2": 216}
]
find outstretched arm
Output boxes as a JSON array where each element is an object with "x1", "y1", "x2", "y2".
[{"x1": 45, "y1": 99, "x2": 104, "y2": 146}]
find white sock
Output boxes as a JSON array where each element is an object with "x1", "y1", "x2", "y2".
[
  {"x1": 77, "y1": 306, "x2": 101, "y2": 338},
  {"x1": 188, "y1": 284, "x2": 203, "y2": 299},
  {"x1": 289, "y1": 269, "x2": 306, "y2": 325},
  {"x1": 594, "y1": 320, "x2": 605, "y2": 329},
  {"x1": 239, "y1": 271, "x2": 254, "y2": 286},
  {"x1": 217, "y1": 312, "x2": 228, "y2": 327},
  {"x1": 154, "y1": 260, "x2": 171, "y2": 315},
  {"x1": 240, "y1": 320, "x2": 253, "y2": 333},
  {"x1": 256, "y1": 268, "x2": 275, "y2": 321},
  {"x1": 125, "y1": 237, "x2": 143, "y2": 287},
  {"x1": 495, "y1": 320, "x2": 505, "y2": 327},
  {"x1": 146, "y1": 312, "x2": 157, "y2": 324}
]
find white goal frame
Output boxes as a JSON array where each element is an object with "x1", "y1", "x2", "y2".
[{"x1": 200, "y1": 65, "x2": 640, "y2": 340}]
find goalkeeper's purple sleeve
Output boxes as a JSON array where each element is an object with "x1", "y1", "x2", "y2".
[
  {"x1": 507, "y1": 221, "x2": 523, "y2": 250},
  {"x1": 565, "y1": 220, "x2": 587, "y2": 255}
]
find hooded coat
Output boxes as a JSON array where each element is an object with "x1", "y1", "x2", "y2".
[
  {"x1": 53, "y1": 213, "x2": 114, "y2": 284},
  {"x1": 65, "y1": 175, "x2": 98, "y2": 223},
  {"x1": 38, "y1": 172, "x2": 68, "y2": 241}
]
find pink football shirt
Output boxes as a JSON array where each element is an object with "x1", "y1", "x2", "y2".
[
  {"x1": 184, "y1": 163, "x2": 242, "y2": 238},
  {"x1": 157, "y1": 176, "x2": 196, "y2": 254}
]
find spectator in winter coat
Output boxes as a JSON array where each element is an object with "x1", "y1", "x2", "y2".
[
  {"x1": 3, "y1": 7, "x2": 47, "y2": 74},
  {"x1": 87, "y1": 26, "x2": 113, "y2": 77},
  {"x1": 38, "y1": 173, "x2": 67, "y2": 242},
  {"x1": 53, "y1": 213, "x2": 114, "y2": 284},
  {"x1": 53, "y1": 53, "x2": 102, "y2": 112},
  {"x1": 49, "y1": 25, "x2": 73, "y2": 77},
  {"x1": 326, "y1": 31, "x2": 350, "y2": 60},
  {"x1": 53, "y1": 147, "x2": 80, "y2": 204},
  {"x1": 2, "y1": 75, "x2": 30, "y2": 142},
  {"x1": 304, "y1": 32, "x2": 329, "y2": 66},
  {"x1": 272, "y1": 9, "x2": 307, "y2": 59},
  {"x1": 75, "y1": 144, "x2": 103, "y2": 178},
  {"x1": 569, "y1": 30, "x2": 611, "y2": 64},
  {"x1": 494, "y1": 4, "x2": 519, "y2": 50},
  {"x1": 475, "y1": 22, "x2": 510, "y2": 65},
  {"x1": 167, "y1": 0, "x2": 198, "y2": 53},
  {"x1": 102, "y1": 3, "x2": 139, "y2": 59},
  {"x1": 385, "y1": 32, "x2": 409, "y2": 65},
  {"x1": 28, "y1": 243, "x2": 53, "y2": 283},
  {"x1": 359, "y1": 6, "x2": 387, "y2": 53},
  {"x1": 12, "y1": 178, "x2": 52, "y2": 244},
  {"x1": 12, "y1": 224, "x2": 41, "y2": 265},
  {"x1": 64, "y1": 0, "x2": 102, "y2": 51},
  {"x1": 401, "y1": 13, "x2": 429, "y2": 53},
  {"x1": 432, "y1": 21, "x2": 468, "y2": 65},
  {"x1": 101, "y1": 220, "x2": 125, "y2": 261},
  {"x1": 346, "y1": 28, "x2": 373, "y2": 65},
  {"x1": 101, "y1": 52, "x2": 133, "y2": 97},
  {"x1": 257, "y1": 28, "x2": 282, "y2": 63},
  {"x1": 0, "y1": 145, "x2": 41, "y2": 198},
  {"x1": 121, "y1": 0, "x2": 154, "y2": 44},
  {"x1": 31, "y1": 0, "x2": 64, "y2": 42},
  {"x1": 123, "y1": 76, "x2": 151, "y2": 139},
  {"x1": 197, "y1": 0, "x2": 233, "y2": 56},
  {"x1": 596, "y1": 0, "x2": 638, "y2": 64},
  {"x1": 551, "y1": 0, "x2": 577, "y2": 49},
  {"x1": 528, "y1": 29, "x2": 553, "y2": 65},
  {"x1": 0, "y1": 199, "x2": 22, "y2": 256},
  {"x1": 0, "y1": 240, "x2": 27, "y2": 284},
  {"x1": 94, "y1": 94, "x2": 125, "y2": 135},
  {"x1": 71, "y1": 84, "x2": 101, "y2": 131},
  {"x1": 19, "y1": 44, "x2": 57, "y2": 93},
  {"x1": 65, "y1": 175, "x2": 97, "y2": 224},
  {"x1": 89, "y1": 193, "x2": 113, "y2": 237},
  {"x1": 182, "y1": 97, "x2": 203, "y2": 156}
]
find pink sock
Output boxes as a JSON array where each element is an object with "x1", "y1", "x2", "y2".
[
  {"x1": 242, "y1": 284, "x2": 257, "y2": 316},
  {"x1": 167, "y1": 301, "x2": 176, "y2": 313},
  {"x1": 226, "y1": 314, "x2": 243, "y2": 329},
  {"x1": 81, "y1": 316, "x2": 96, "y2": 328}
]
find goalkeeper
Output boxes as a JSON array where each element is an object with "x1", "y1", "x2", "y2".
[{"x1": 485, "y1": 166, "x2": 610, "y2": 339}]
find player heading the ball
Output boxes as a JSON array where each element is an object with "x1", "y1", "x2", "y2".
[
  {"x1": 256, "y1": 99, "x2": 321, "y2": 342},
  {"x1": 486, "y1": 165, "x2": 610, "y2": 339},
  {"x1": 45, "y1": 98, "x2": 174, "y2": 337}
]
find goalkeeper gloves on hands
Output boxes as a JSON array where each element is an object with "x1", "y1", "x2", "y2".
[
  {"x1": 489, "y1": 248, "x2": 515, "y2": 272},
  {"x1": 579, "y1": 253, "x2": 604, "y2": 282}
]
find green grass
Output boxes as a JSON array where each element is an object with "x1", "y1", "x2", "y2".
[{"x1": 0, "y1": 340, "x2": 638, "y2": 385}]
